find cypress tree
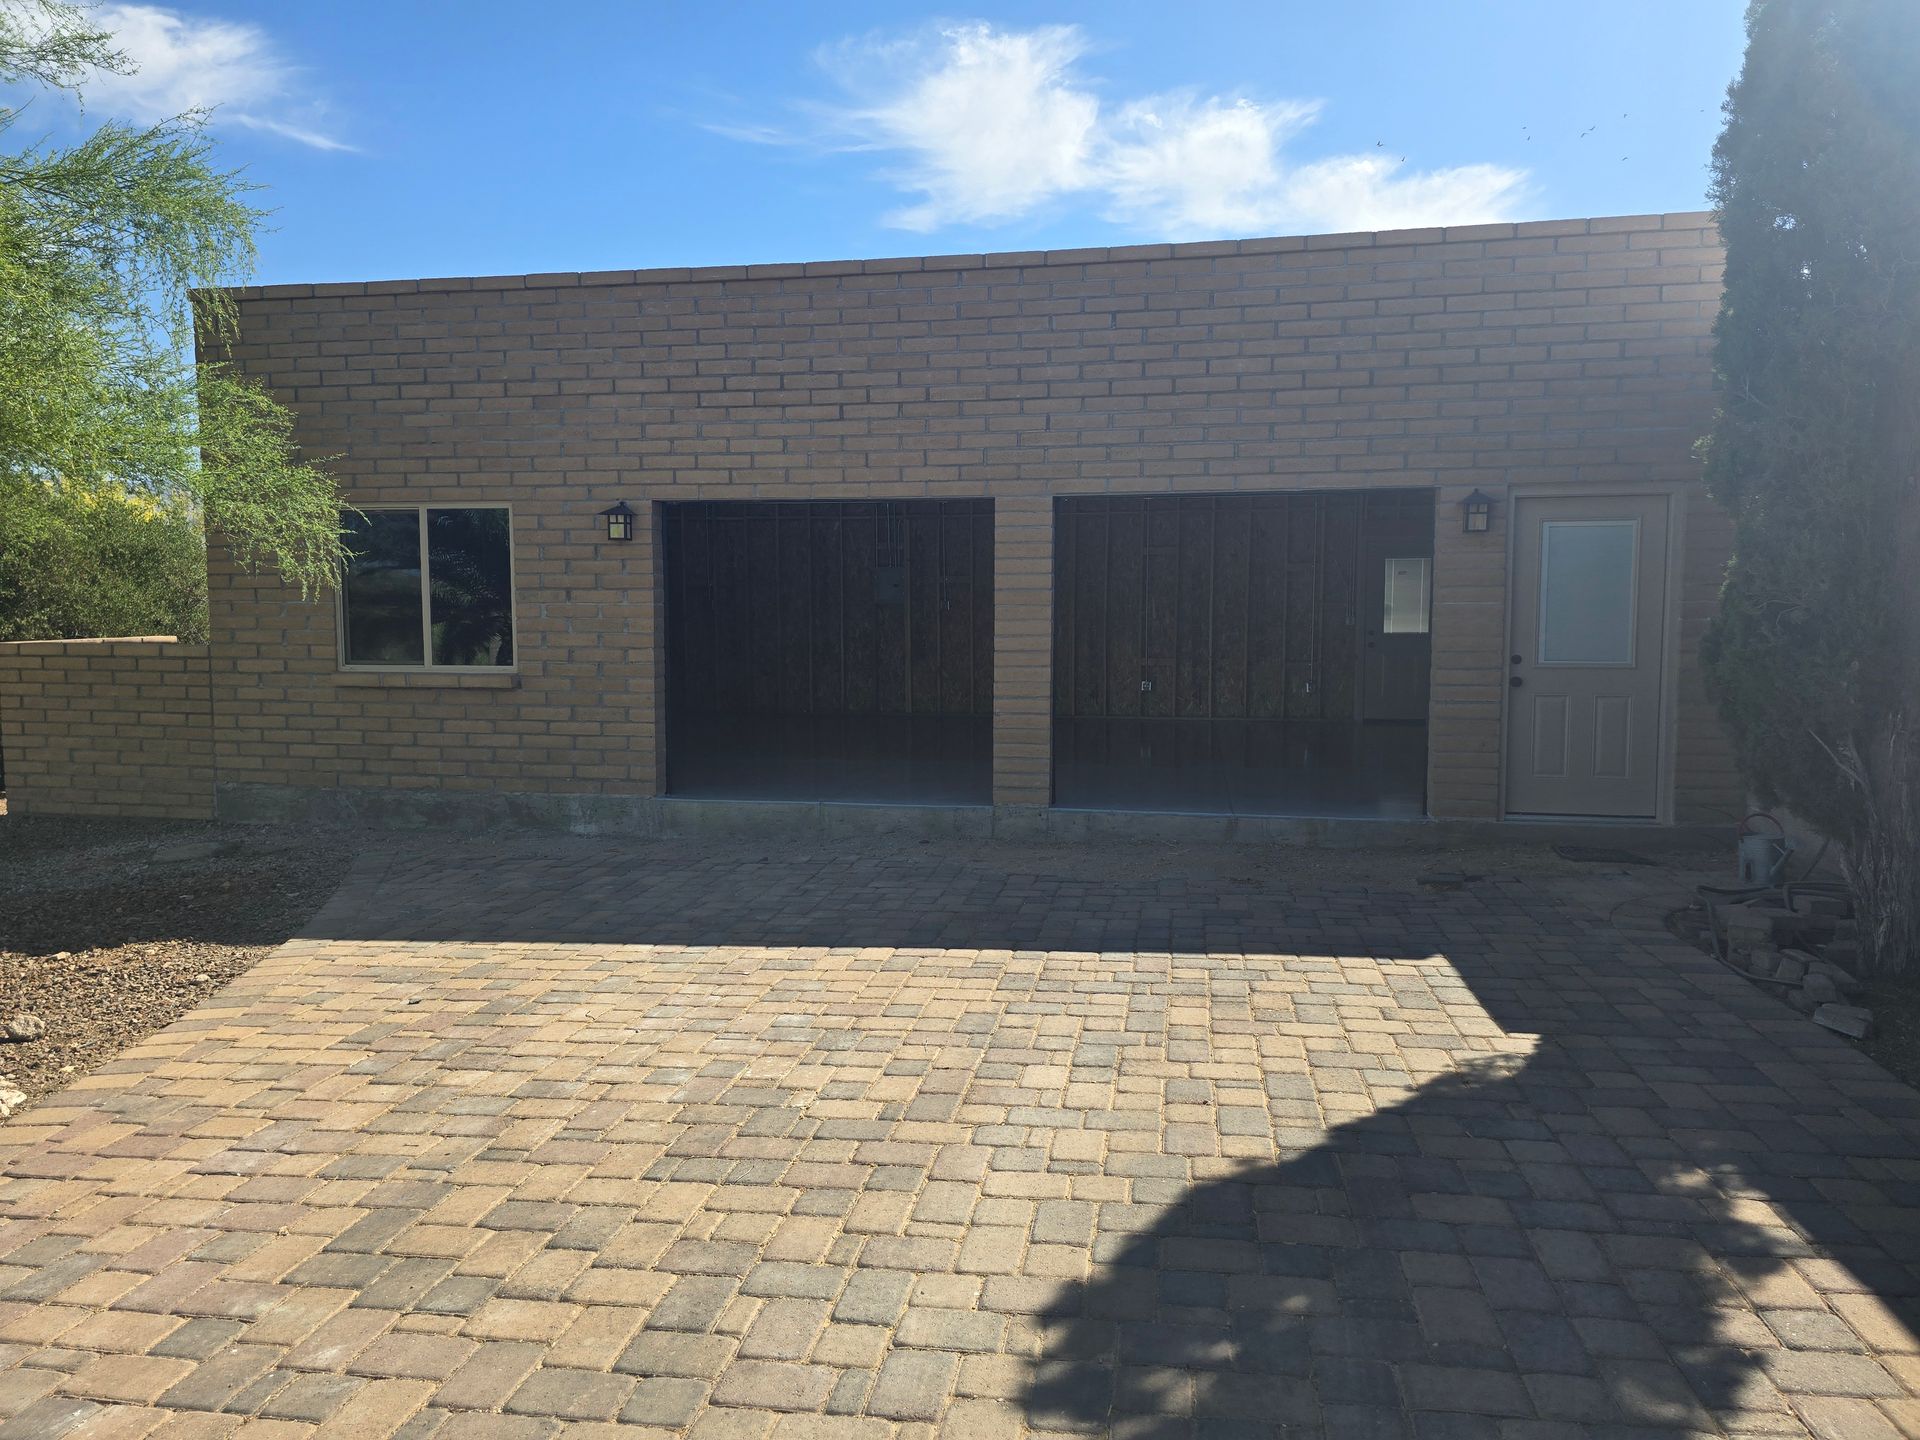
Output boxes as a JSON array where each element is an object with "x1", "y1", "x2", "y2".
[{"x1": 1702, "y1": 0, "x2": 1920, "y2": 972}]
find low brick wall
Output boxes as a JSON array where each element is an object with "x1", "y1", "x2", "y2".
[{"x1": 0, "y1": 638, "x2": 215, "y2": 820}]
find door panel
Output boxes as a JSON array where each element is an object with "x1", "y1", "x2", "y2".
[
  {"x1": 1052, "y1": 492, "x2": 1378, "y2": 722},
  {"x1": 1530, "y1": 696, "x2": 1570, "y2": 778},
  {"x1": 1505, "y1": 495, "x2": 1668, "y2": 817},
  {"x1": 1593, "y1": 696, "x2": 1633, "y2": 779}
]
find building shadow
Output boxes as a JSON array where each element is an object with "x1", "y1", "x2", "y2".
[
  {"x1": 301, "y1": 830, "x2": 1659, "y2": 960},
  {"x1": 0, "y1": 813, "x2": 355, "y2": 956}
]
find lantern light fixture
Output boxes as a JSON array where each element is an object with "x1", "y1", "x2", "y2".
[
  {"x1": 1461, "y1": 489, "x2": 1495, "y2": 534},
  {"x1": 600, "y1": 500, "x2": 636, "y2": 542}
]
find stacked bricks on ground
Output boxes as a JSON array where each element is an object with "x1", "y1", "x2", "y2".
[
  {"x1": 0, "y1": 836, "x2": 1916, "y2": 1436},
  {"x1": 0, "y1": 213, "x2": 1746, "y2": 824}
]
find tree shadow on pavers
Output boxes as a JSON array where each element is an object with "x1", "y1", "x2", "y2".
[
  {"x1": 1016, "y1": 1048, "x2": 1906, "y2": 1438},
  {"x1": 1017, "y1": 981, "x2": 1920, "y2": 1438}
]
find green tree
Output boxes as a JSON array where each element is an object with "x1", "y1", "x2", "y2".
[
  {"x1": 1702, "y1": 0, "x2": 1920, "y2": 973},
  {"x1": 0, "y1": 475, "x2": 207, "y2": 641},
  {"x1": 0, "y1": 0, "x2": 344, "y2": 641}
]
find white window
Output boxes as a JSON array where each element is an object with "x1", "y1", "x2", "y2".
[
  {"x1": 340, "y1": 506, "x2": 515, "y2": 669},
  {"x1": 1381, "y1": 556, "x2": 1431, "y2": 635},
  {"x1": 1538, "y1": 520, "x2": 1637, "y2": 665}
]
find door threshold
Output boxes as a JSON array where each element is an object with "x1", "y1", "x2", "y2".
[{"x1": 1502, "y1": 813, "x2": 1661, "y2": 825}]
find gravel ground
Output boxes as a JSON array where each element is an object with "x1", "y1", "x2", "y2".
[{"x1": 0, "y1": 801, "x2": 362, "y2": 1112}]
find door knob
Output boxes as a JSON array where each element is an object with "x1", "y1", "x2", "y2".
[
  {"x1": 1511, "y1": 653, "x2": 1523, "y2": 665},
  {"x1": 1509, "y1": 676, "x2": 1524, "y2": 688}
]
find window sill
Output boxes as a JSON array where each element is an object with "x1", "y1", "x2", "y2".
[{"x1": 333, "y1": 670, "x2": 521, "y2": 689}]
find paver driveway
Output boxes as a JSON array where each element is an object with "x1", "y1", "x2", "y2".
[{"x1": 1, "y1": 834, "x2": 1917, "y2": 1440}]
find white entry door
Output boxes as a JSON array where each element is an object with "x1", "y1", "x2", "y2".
[{"x1": 1504, "y1": 494, "x2": 1669, "y2": 818}]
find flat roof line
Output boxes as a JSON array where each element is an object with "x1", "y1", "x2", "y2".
[{"x1": 220, "y1": 210, "x2": 1716, "y2": 305}]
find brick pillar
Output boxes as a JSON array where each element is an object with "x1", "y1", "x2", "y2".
[
  {"x1": 1428, "y1": 483, "x2": 1508, "y2": 819},
  {"x1": 992, "y1": 494, "x2": 1053, "y2": 807}
]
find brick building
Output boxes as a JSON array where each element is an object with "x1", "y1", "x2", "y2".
[{"x1": 0, "y1": 211, "x2": 1745, "y2": 835}]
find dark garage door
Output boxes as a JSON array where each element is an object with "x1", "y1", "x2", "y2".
[
  {"x1": 1052, "y1": 490, "x2": 1432, "y2": 817},
  {"x1": 664, "y1": 499, "x2": 993, "y2": 804}
]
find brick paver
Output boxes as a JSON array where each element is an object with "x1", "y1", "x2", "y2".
[{"x1": 1, "y1": 835, "x2": 1917, "y2": 1438}]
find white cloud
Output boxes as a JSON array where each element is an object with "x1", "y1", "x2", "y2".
[
  {"x1": 79, "y1": 4, "x2": 348, "y2": 151},
  {"x1": 1279, "y1": 156, "x2": 1533, "y2": 234},
  {"x1": 1102, "y1": 94, "x2": 1323, "y2": 234},
  {"x1": 736, "y1": 22, "x2": 1528, "y2": 238},
  {"x1": 822, "y1": 24, "x2": 1098, "y2": 230}
]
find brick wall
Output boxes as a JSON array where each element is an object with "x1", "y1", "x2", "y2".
[
  {"x1": 191, "y1": 211, "x2": 1741, "y2": 823},
  {"x1": 1429, "y1": 482, "x2": 1507, "y2": 820},
  {"x1": 0, "y1": 639, "x2": 214, "y2": 819}
]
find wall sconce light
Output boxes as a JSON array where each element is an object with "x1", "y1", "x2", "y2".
[
  {"x1": 1461, "y1": 489, "x2": 1495, "y2": 534},
  {"x1": 600, "y1": 500, "x2": 636, "y2": 542}
]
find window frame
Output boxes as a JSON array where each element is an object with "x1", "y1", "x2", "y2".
[{"x1": 336, "y1": 503, "x2": 519, "y2": 673}]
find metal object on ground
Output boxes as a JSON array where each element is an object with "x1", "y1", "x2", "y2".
[{"x1": 1736, "y1": 812, "x2": 1795, "y2": 886}]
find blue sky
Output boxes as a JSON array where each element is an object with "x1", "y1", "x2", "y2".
[{"x1": 20, "y1": 2, "x2": 1749, "y2": 285}]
